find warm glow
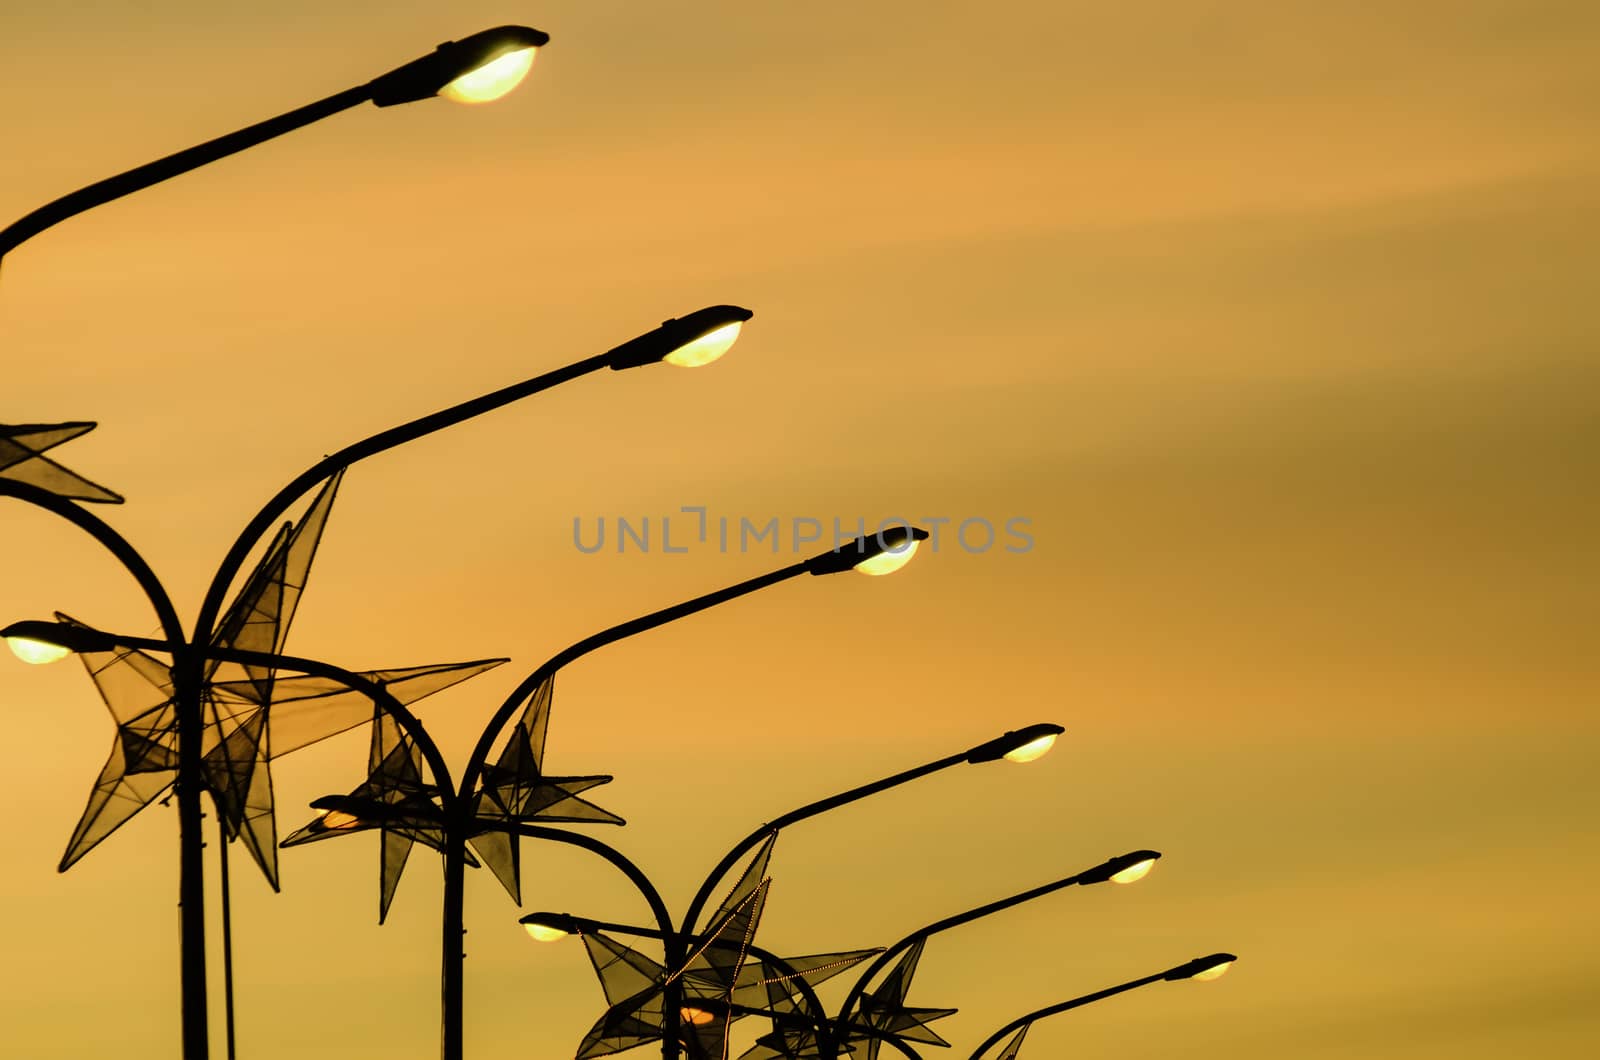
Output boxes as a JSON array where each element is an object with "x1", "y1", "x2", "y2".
[
  {"x1": 440, "y1": 46, "x2": 538, "y2": 104},
  {"x1": 318, "y1": 809, "x2": 361, "y2": 831},
  {"x1": 1002, "y1": 733, "x2": 1057, "y2": 763},
  {"x1": 1191, "y1": 960, "x2": 1233, "y2": 982},
  {"x1": 523, "y1": 923, "x2": 569, "y2": 943},
  {"x1": 5, "y1": 636, "x2": 72, "y2": 665},
  {"x1": 680, "y1": 1006, "x2": 715, "y2": 1026},
  {"x1": 1110, "y1": 857, "x2": 1158, "y2": 885},
  {"x1": 854, "y1": 539, "x2": 920, "y2": 576},
  {"x1": 663, "y1": 321, "x2": 743, "y2": 367}
]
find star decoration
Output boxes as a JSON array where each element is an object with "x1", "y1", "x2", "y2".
[
  {"x1": 739, "y1": 935, "x2": 959, "y2": 1060},
  {"x1": 839, "y1": 937, "x2": 956, "y2": 1060},
  {"x1": 467, "y1": 673, "x2": 624, "y2": 902},
  {"x1": 0, "y1": 421, "x2": 122, "y2": 502},
  {"x1": 55, "y1": 470, "x2": 504, "y2": 889},
  {"x1": 281, "y1": 671, "x2": 622, "y2": 919},
  {"x1": 576, "y1": 833, "x2": 878, "y2": 1060},
  {"x1": 282, "y1": 708, "x2": 478, "y2": 921}
]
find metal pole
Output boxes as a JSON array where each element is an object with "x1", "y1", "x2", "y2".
[
  {"x1": 440, "y1": 562, "x2": 811, "y2": 1060},
  {"x1": 0, "y1": 86, "x2": 370, "y2": 260},
  {"x1": 219, "y1": 815, "x2": 237, "y2": 1060},
  {"x1": 172, "y1": 644, "x2": 210, "y2": 1060}
]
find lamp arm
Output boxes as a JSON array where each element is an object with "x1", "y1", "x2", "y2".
[
  {"x1": 835, "y1": 872, "x2": 1086, "y2": 1034},
  {"x1": 967, "y1": 973, "x2": 1163, "y2": 1060},
  {"x1": 680, "y1": 750, "x2": 969, "y2": 936},
  {"x1": 457, "y1": 560, "x2": 809, "y2": 800},
  {"x1": 0, "y1": 85, "x2": 371, "y2": 260},
  {"x1": 507, "y1": 828, "x2": 682, "y2": 1060},
  {"x1": 508, "y1": 825, "x2": 678, "y2": 953},
  {"x1": 189, "y1": 349, "x2": 614, "y2": 652},
  {"x1": 0, "y1": 479, "x2": 185, "y2": 646}
]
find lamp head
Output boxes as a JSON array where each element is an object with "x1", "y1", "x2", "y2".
[
  {"x1": 805, "y1": 525, "x2": 931, "y2": 576},
  {"x1": 6, "y1": 635, "x2": 71, "y2": 665},
  {"x1": 1163, "y1": 953, "x2": 1237, "y2": 982},
  {"x1": 519, "y1": 911, "x2": 585, "y2": 942},
  {"x1": 368, "y1": 26, "x2": 549, "y2": 107},
  {"x1": 1077, "y1": 849, "x2": 1162, "y2": 885},
  {"x1": 306, "y1": 794, "x2": 399, "y2": 832},
  {"x1": 605, "y1": 306, "x2": 754, "y2": 370},
  {"x1": 965, "y1": 723, "x2": 1065, "y2": 764},
  {"x1": 3, "y1": 619, "x2": 116, "y2": 663}
]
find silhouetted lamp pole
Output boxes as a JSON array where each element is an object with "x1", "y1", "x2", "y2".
[
  {"x1": 0, "y1": 25, "x2": 549, "y2": 263},
  {"x1": 678, "y1": 723, "x2": 1064, "y2": 937},
  {"x1": 2, "y1": 528, "x2": 930, "y2": 1058},
  {"x1": 969, "y1": 953, "x2": 1237, "y2": 1059},
  {"x1": 0, "y1": 304, "x2": 752, "y2": 1060},
  {"x1": 275, "y1": 526, "x2": 932, "y2": 1060},
  {"x1": 517, "y1": 722, "x2": 1062, "y2": 1059},
  {"x1": 825, "y1": 850, "x2": 1164, "y2": 1058}
]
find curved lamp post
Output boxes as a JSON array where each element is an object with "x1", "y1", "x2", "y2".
[
  {"x1": 827, "y1": 849, "x2": 1164, "y2": 1059},
  {"x1": 0, "y1": 303, "x2": 752, "y2": 1060},
  {"x1": 0, "y1": 25, "x2": 549, "y2": 262},
  {"x1": 516, "y1": 721, "x2": 1062, "y2": 1059},
  {"x1": 434, "y1": 531, "x2": 926, "y2": 1060},
  {"x1": 187, "y1": 303, "x2": 754, "y2": 659},
  {"x1": 0, "y1": 480, "x2": 207, "y2": 1057},
  {"x1": 4, "y1": 495, "x2": 850, "y2": 1060},
  {"x1": 255, "y1": 526, "x2": 932, "y2": 1060},
  {"x1": 969, "y1": 953, "x2": 1237, "y2": 1060},
  {"x1": 678, "y1": 723, "x2": 1064, "y2": 937}
]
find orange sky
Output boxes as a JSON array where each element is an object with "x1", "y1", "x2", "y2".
[{"x1": 2, "y1": 2, "x2": 1597, "y2": 1058}]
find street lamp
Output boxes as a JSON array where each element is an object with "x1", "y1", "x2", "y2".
[
  {"x1": 0, "y1": 303, "x2": 753, "y2": 1060},
  {"x1": 511, "y1": 721, "x2": 1062, "y2": 1059},
  {"x1": 189, "y1": 303, "x2": 756, "y2": 664},
  {"x1": 828, "y1": 850, "x2": 1164, "y2": 1059},
  {"x1": 271, "y1": 529, "x2": 931, "y2": 1060},
  {"x1": 376, "y1": 30, "x2": 547, "y2": 106},
  {"x1": 678, "y1": 722, "x2": 1064, "y2": 938},
  {"x1": 0, "y1": 26, "x2": 550, "y2": 262},
  {"x1": 968, "y1": 953, "x2": 1238, "y2": 1059}
]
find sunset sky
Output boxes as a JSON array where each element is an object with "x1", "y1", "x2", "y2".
[{"x1": 2, "y1": 2, "x2": 1596, "y2": 1058}]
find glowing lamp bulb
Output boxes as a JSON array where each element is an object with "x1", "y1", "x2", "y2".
[
  {"x1": 1002, "y1": 733, "x2": 1057, "y2": 763},
  {"x1": 663, "y1": 321, "x2": 743, "y2": 368},
  {"x1": 1110, "y1": 857, "x2": 1157, "y2": 885},
  {"x1": 680, "y1": 1007, "x2": 715, "y2": 1026},
  {"x1": 854, "y1": 539, "x2": 920, "y2": 576},
  {"x1": 1191, "y1": 960, "x2": 1233, "y2": 982},
  {"x1": 318, "y1": 809, "x2": 361, "y2": 831},
  {"x1": 6, "y1": 636, "x2": 72, "y2": 665},
  {"x1": 523, "y1": 923, "x2": 569, "y2": 943},
  {"x1": 440, "y1": 46, "x2": 538, "y2": 104}
]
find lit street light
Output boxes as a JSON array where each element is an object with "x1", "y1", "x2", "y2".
[
  {"x1": 513, "y1": 721, "x2": 1063, "y2": 1060},
  {"x1": 0, "y1": 301, "x2": 752, "y2": 1060},
  {"x1": 280, "y1": 528, "x2": 932, "y2": 1060},
  {"x1": 0, "y1": 26, "x2": 549, "y2": 263},
  {"x1": 826, "y1": 850, "x2": 1164, "y2": 1058},
  {"x1": 969, "y1": 953, "x2": 1238, "y2": 1059}
]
